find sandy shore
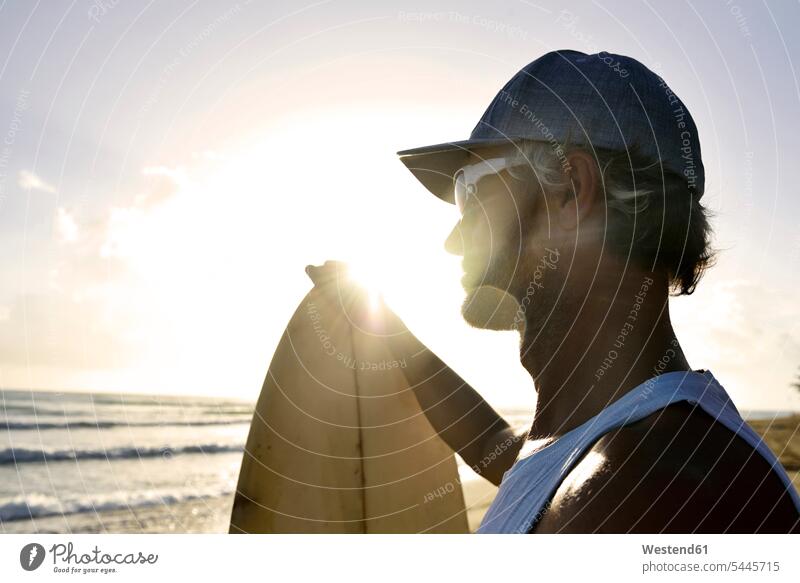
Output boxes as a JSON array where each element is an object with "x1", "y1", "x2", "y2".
[
  {"x1": 3, "y1": 481, "x2": 496, "y2": 535},
  {"x1": 744, "y1": 414, "x2": 800, "y2": 491},
  {"x1": 4, "y1": 415, "x2": 798, "y2": 534},
  {"x1": 2, "y1": 496, "x2": 235, "y2": 534}
]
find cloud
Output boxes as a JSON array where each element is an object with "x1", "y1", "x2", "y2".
[
  {"x1": 0, "y1": 166, "x2": 177, "y2": 371},
  {"x1": 55, "y1": 208, "x2": 78, "y2": 243},
  {"x1": 191, "y1": 150, "x2": 225, "y2": 162},
  {"x1": 135, "y1": 166, "x2": 184, "y2": 208},
  {"x1": 672, "y1": 278, "x2": 800, "y2": 408},
  {"x1": 141, "y1": 165, "x2": 186, "y2": 185},
  {"x1": 18, "y1": 170, "x2": 56, "y2": 193}
]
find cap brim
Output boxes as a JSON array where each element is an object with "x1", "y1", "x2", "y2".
[{"x1": 396, "y1": 138, "x2": 514, "y2": 204}]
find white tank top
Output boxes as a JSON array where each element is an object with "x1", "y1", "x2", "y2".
[{"x1": 477, "y1": 369, "x2": 800, "y2": 533}]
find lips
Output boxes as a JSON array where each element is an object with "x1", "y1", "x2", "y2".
[
  {"x1": 461, "y1": 258, "x2": 480, "y2": 275},
  {"x1": 460, "y1": 261, "x2": 472, "y2": 282},
  {"x1": 460, "y1": 259, "x2": 484, "y2": 287}
]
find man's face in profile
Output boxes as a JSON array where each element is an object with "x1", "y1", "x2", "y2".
[{"x1": 446, "y1": 145, "x2": 565, "y2": 336}]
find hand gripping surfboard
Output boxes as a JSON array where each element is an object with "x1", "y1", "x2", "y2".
[{"x1": 230, "y1": 275, "x2": 468, "y2": 533}]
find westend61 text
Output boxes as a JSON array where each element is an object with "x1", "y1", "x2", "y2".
[{"x1": 642, "y1": 544, "x2": 708, "y2": 555}]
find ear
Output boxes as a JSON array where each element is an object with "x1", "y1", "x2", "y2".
[{"x1": 556, "y1": 149, "x2": 600, "y2": 230}]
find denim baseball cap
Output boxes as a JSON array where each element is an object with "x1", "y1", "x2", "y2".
[{"x1": 397, "y1": 49, "x2": 704, "y2": 204}]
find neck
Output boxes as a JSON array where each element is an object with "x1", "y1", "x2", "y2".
[{"x1": 519, "y1": 270, "x2": 691, "y2": 440}]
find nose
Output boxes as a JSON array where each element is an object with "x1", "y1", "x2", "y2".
[{"x1": 444, "y1": 219, "x2": 465, "y2": 256}]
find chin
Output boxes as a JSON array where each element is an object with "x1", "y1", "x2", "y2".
[{"x1": 461, "y1": 285, "x2": 523, "y2": 332}]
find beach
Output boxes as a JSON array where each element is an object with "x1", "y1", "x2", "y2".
[
  {"x1": 1, "y1": 388, "x2": 797, "y2": 534},
  {"x1": 2, "y1": 496, "x2": 235, "y2": 534},
  {"x1": 744, "y1": 414, "x2": 800, "y2": 492},
  {"x1": 0, "y1": 388, "x2": 501, "y2": 534},
  {"x1": 0, "y1": 389, "x2": 250, "y2": 534},
  {"x1": 2, "y1": 474, "x2": 498, "y2": 535}
]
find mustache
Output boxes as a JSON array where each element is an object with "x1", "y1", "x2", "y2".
[{"x1": 464, "y1": 247, "x2": 559, "y2": 296}]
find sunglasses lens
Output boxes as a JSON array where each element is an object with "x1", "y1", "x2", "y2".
[{"x1": 454, "y1": 171, "x2": 468, "y2": 214}]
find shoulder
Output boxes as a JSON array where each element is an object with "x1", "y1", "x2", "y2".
[{"x1": 532, "y1": 401, "x2": 800, "y2": 533}]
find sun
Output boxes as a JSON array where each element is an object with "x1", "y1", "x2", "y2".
[{"x1": 343, "y1": 260, "x2": 384, "y2": 312}]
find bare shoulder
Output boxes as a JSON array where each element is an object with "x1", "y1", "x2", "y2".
[{"x1": 532, "y1": 401, "x2": 800, "y2": 533}]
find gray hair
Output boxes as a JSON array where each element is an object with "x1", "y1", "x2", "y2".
[{"x1": 510, "y1": 139, "x2": 716, "y2": 295}]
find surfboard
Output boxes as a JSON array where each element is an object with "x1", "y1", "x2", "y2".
[{"x1": 229, "y1": 275, "x2": 469, "y2": 533}]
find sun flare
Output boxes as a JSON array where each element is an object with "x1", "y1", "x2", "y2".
[{"x1": 344, "y1": 261, "x2": 384, "y2": 311}]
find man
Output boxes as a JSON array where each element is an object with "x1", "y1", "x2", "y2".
[{"x1": 307, "y1": 50, "x2": 800, "y2": 533}]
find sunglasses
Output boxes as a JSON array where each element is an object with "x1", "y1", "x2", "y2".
[{"x1": 453, "y1": 156, "x2": 529, "y2": 215}]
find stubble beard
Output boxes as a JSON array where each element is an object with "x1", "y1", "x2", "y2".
[
  {"x1": 460, "y1": 244, "x2": 562, "y2": 341},
  {"x1": 460, "y1": 244, "x2": 525, "y2": 332}
]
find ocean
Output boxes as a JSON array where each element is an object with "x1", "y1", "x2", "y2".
[
  {"x1": 0, "y1": 389, "x2": 251, "y2": 530},
  {"x1": 0, "y1": 389, "x2": 795, "y2": 533}
]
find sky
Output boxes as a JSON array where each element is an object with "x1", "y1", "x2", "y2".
[{"x1": 0, "y1": 0, "x2": 799, "y2": 412}]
